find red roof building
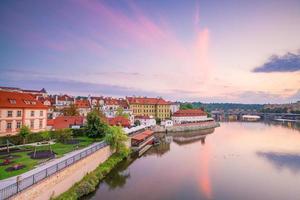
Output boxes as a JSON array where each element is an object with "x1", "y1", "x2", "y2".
[
  {"x1": 48, "y1": 116, "x2": 84, "y2": 130},
  {"x1": 0, "y1": 91, "x2": 48, "y2": 136},
  {"x1": 108, "y1": 116, "x2": 130, "y2": 127},
  {"x1": 172, "y1": 109, "x2": 207, "y2": 117},
  {"x1": 172, "y1": 109, "x2": 210, "y2": 125}
]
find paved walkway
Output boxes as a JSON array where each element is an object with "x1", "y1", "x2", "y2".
[{"x1": 0, "y1": 141, "x2": 105, "y2": 190}]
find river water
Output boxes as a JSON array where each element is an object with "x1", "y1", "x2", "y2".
[{"x1": 86, "y1": 122, "x2": 300, "y2": 200}]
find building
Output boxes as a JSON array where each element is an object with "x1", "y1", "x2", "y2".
[
  {"x1": 0, "y1": 91, "x2": 48, "y2": 136},
  {"x1": 172, "y1": 109, "x2": 212, "y2": 124},
  {"x1": 169, "y1": 102, "x2": 180, "y2": 114},
  {"x1": 134, "y1": 115, "x2": 156, "y2": 127},
  {"x1": 108, "y1": 116, "x2": 131, "y2": 127},
  {"x1": 161, "y1": 119, "x2": 174, "y2": 127},
  {"x1": 75, "y1": 99, "x2": 91, "y2": 116},
  {"x1": 127, "y1": 97, "x2": 170, "y2": 120},
  {"x1": 54, "y1": 94, "x2": 75, "y2": 109},
  {"x1": 47, "y1": 116, "x2": 85, "y2": 130}
]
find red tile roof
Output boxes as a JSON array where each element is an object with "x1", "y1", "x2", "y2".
[
  {"x1": 75, "y1": 99, "x2": 90, "y2": 108},
  {"x1": 132, "y1": 130, "x2": 154, "y2": 141},
  {"x1": 0, "y1": 91, "x2": 48, "y2": 109},
  {"x1": 173, "y1": 109, "x2": 207, "y2": 117},
  {"x1": 127, "y1": 97, "x2": 170, "y2": 105},
  {"x1": 108, "y1": 116, "x2": 130, "y2": 127},
  {"x1": 48, "y1": 116, "x2": 84, "y2": 129}
]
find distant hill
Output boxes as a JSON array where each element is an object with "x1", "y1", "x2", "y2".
[{"x1": 180, "y1": 102, "x2": 263, "y2": 112}]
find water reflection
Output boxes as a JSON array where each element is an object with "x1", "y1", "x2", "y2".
[
  {"x1": 87, "y1": 122, "x2": 300, "y2": 200},
  {"x1": 104, "y1": 157, "x2": 135, "y2": 190},
  {"x1": 257, "y1": 151, "x2": 300, "y2": 174}
]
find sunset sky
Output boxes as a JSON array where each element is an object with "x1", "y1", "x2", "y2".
[{"x1": 0, "y1": 0, "x2": 300, "y2": 103}]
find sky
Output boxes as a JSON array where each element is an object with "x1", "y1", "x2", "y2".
[{"x1": 0, "y1": 0, "x2": 300, "y2": 104}]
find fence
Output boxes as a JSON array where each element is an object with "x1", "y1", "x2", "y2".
[{"x1": 0, "y1": 141, "x2": 108, "y2": 200}]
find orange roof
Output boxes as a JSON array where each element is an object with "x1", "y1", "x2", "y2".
[
  {"x1": 173, "y1": 109, "x2": 207, "y2": 117},
  {"x1": 0, "y1": 91, "x2": 48, "y2": 109},
  {"x1": 49, "y1": 116, "x2": 84, "y2": 129},
  {"x1": 127, "y1": 97, "x2": 170, "y2": 105},
  {"x1": 108, "y1": 116, "x2": 130, "y2": 127},
  {"x1": 75, "y1": 99, "x2": 90, "y2": 108},
  {"x1": 132, "y1": 130, "x2": 154, "y2": 141}
]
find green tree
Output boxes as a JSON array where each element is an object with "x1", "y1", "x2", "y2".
[
  {"x1": 56, "y1": 129, "x2": 73, "y2": 143},
  {"x1": 62, "y1": 104, "x2": 79, "y2": 116},
  {"x1": 91, "y1": 107, "x2": 107, "y2": 122},
  {"x1": 180, "y1": 103, "x2": 193, "y2": 110},
  {"x1": 115, "y1": 107, "x2": 129, "y2": 119},
  {"x1": 86, "y1": 111, "x2": 109, "y2": 138},
  {"x1": 104, "y1": 126, "x2": 129, "y2": 156},
  {"x1": 19, "y1": 125, "x2": 31, "y2": 144}
]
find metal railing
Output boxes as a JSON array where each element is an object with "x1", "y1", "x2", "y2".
[{"x1": 0, "y1": 141, "x2": 108, "y2": 200}]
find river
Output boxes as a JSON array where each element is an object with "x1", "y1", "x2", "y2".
[{"x1": 86, "y1": 122, "x2": 300, "y2": 200}]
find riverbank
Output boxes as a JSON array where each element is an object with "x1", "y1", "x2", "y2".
[
  {"x1": 54, "y1": 152, "x2": 128, "y2": 200},
  {"x1": 153, "y1": 121, "x2": 220, "y2": 133}
]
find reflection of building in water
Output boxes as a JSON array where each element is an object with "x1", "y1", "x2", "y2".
[
  {"x1": 171, "y1": 128, "x2": 215, "y2": 146},
  {"x1": 173, "y1": 134, "x2": 206, "y2": 146},
  {"x1": 145, "y1": 141, "x2": 171, "y2": 157}
]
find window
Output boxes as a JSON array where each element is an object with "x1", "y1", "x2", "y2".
[
  {"x1": 40, "y1": 111, "x2": 43, "y2": 117},
  {"x1": 16, "y1": 121, "x2": 21, "y2": 129},
  {"x1": 7, "y1": 111, "x2": 13, "y2": 117},
  {"x1": 39, "y1": 120, "x2": 43, "y2": 129},
  {"x1": 9, "y1": 99, "x2": 16, "y2": 104},
  {"x1": 6, "y1": 122, "x2": 12, "y2": 129},
  {"x1": 17, "y1": 110, "x2": 22, "y2": 117},
  {"x1": 30, "y1": 120, "x2": 34, "y2": 129},
  {"x1": 31, "y1": 111, "x2": 35, "y2": 117}
]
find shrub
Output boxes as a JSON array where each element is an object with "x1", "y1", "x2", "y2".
[
  {"x1": 56, "y1": 129, "x2": 73, "y2": 143},
  {"x1": 26, "y1": 133, "x2": 44, "y2": 143},
  {"x1": 72, "y1": 128, "x2": 86, "y2": 137}
]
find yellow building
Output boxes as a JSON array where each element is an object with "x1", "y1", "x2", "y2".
[{"x1": 127, "y1": 97, "x2": 171, "y2": 120}]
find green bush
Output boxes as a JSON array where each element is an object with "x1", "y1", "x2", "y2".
[
  {"x1": 54, "y1": 153, "x2": 128, "y2": 200},
  {"x1": 26, "y1": 132, "x2": 44, "y2": 143},
  {"x1": 55, "y1": 129, "x2": 73, "y2": 143},
  {"x1": 72, "y1": 128, "x2": 86, "y2": 137}
]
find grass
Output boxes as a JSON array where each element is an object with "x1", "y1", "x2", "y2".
[
  {"x1": 0, "y1": 136, "x2": 100, "y2": 180},
  {"x1": 54, "y1": 153, "x2": 128, "y2": 200}
]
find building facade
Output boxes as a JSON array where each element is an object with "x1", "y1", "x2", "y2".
[
  {"x1": 172, "y1": 109, "x2": 212, "y2": 124},
  {"x1": 127, "y1": 97, "x2": 170, "y2": 120},
  {"x1": 0, "y1": 91, "x2": 48, "y2": 136}
]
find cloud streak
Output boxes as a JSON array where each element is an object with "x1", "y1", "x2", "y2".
[{"x1": 253, "y1": 50, "x2": 300, "y2": 73}]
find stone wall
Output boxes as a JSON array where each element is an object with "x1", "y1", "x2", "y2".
[
  {"x1": 12, "y1": 145, "x2": 113, "y2": 200},
  {"x1": 153, "y1": 122, "x2": 220, "y2": 133}
]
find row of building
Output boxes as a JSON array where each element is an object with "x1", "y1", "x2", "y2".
[{"x1": 0, "y1": 86, "x2": 212, "y2": 136}]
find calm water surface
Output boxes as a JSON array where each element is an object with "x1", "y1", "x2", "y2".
[{"x1": 87, "y1": 122, "x2": 300, "y2": 200}]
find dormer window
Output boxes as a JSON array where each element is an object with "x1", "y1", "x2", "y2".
[
  {"x1": 31, "y1": 101, "x2": 36, "y2": 105},
  {"x1": 9, "y1": 99, "x2": 16, "y2": 104},
  {"x1": 24, "y1": 100, "x2": 30, "y2": 104}
]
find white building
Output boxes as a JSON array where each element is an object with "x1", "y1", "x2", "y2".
[
  {"x1": 0, "y1": 91, "x2": 48, "y2": 136},
  {"x1": 170, "y1": 102, "x2": 180, "y2": 114},
  {"x1": 172, "y1": 109, "x2": 213, "y2": 124},
  {"x1": 135, "y1": 116, "x2": 156, "y2": 127},
  {"x1": 161, "y1": 119, "x2": 174, "y2": 127}
]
